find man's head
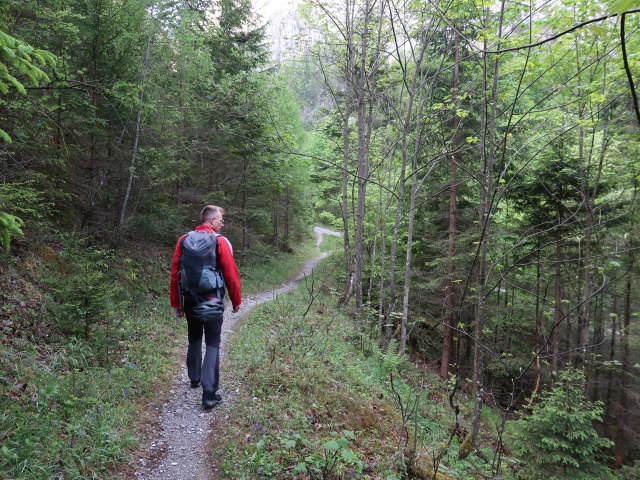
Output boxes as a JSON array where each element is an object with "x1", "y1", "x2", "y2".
[{"x1": 200, "y1": 205, "x2": 225, "y2": 232}]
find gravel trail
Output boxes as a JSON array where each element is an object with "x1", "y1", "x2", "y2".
[{"x1": 131, "y1": 226, "x2": 340, "y2": 480}]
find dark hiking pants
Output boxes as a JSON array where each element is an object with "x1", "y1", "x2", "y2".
[{"x1": 186, "y1": 315, "x2": 223, "y2": 393}]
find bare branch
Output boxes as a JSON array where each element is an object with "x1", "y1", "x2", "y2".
[
  {"x1": 484, "y1": 8, "x2": 640, "y2": 54},
  {"x1": 621, "y1": 12, "x2": 640, "y2": 124}
]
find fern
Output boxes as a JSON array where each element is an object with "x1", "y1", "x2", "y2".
[
  {"x1": 357, "y1": 333, "x2": 380, "y2": 359},
  {"x1": 381, "y1": 339, "x2": 403, "y2": 375}
]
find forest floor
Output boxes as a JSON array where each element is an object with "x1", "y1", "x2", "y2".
[{"x1": 127, "y1": 226, "x2": 341, "y2": 480}]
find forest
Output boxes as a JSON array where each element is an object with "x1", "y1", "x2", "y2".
[{"x1": 1, "y1": 0, "x2": 639, "y2": 479}]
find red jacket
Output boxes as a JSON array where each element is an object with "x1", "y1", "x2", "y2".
[{"x1": 170, "y1": 225, "x2": 242, "y2": 309}]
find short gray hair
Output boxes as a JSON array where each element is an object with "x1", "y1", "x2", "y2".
[{"x1": 200, "y1": 205, "x2": 224, "y2": 224}]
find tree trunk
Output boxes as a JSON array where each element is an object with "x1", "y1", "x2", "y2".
[
  {"x1": 469, "y1": 0, "x2": 504, "y2": 450},
  {"x1": 368, "y1": 189, "x2": 382, "y2": 310},
  {"x1": 272, "y1": 193, "x2": 279, "y2": 246},
  {"x1": 353, "y1": 0, "x2": 371, "y2": 320},
  {"x1": 242, "y1": 156, "x2": 248, "y2": 252},
  {"x1": 591, "y1": 294, "x2": 604, "y2": 402},
  {"x1": 605, "y1": 293, "x2": 618, "y2": 414},
  {"x1": 441, "y1": 32, "x2": 460, "y2": 379},
  {"x1": 577, "y1": 204, "x2": 592, "y2": 373},
  {"x1": 339, "y1": 0, "x2": 355, "y2": 306},
  {"x1": 377, "y1": 161, "x2": 392, "y2": 344},
  {"x1": 532, "y1": 237, "x2": 543, "y2": 396},
  {"x1": 284, "y1": 185, "x2": 290, "y2": 249},
  {"x1": 401, "y1": 137, "x2": 419, "y2": 351},
  {"x1": 378, "y1": 207, "x2": 388, "y2": 344},
  {"x1": 577, "y1": 126, "x2": 607, "y2": 372},
  {"x1": 470, "y1": 51, "x2": 489, "y2": 450},
  {"x1": 385, "y1": 12, "x2": 428, "y2": 341},
  {"x1": 614, "y1": 269, "x2": 633, "y2": 465},
  {"x1": 550, "y1": 226, "x2": 563, "y2": 380},
  {"x1": 118, "y1": 13, "x2": 154, "y2": 228}
]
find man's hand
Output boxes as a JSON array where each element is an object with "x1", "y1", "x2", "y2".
[
  {"x1": 174, "y1": 307, "x2": 184, "y2": 318},
  {"x1": 232, "y1": 305, "x2": 240, "y2": 313}
]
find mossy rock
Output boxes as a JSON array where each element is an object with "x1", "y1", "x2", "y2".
[
  {"x1": 457, "y1": 433, "x2": 474, "y2": 460},
  {"x1": 27, "y1": 241, "x2": 71, "y2": 274},
  {"x1": 407, "y1": 447, "x2": 454, "y2": 480}
]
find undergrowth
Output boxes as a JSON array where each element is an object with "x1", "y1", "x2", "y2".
[
  {"x1": 0, "y1": 230, "x2": 318, "y2": 479},
  {"x1": 0, "y1": 235, "x2": 178, "y2": 479},
  {"x1": 213, "y1": 256, "x2": 494, "y2": 480},
  {"x1": 212, "y1": 246, "x2": 622, "y2": 480}
]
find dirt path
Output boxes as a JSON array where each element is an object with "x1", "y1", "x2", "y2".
[{"x1": 131, "y1": 226, "x2": 340, "y2": 480}]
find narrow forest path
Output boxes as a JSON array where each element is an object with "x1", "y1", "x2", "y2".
[{"x1": 130, "y1": 226, "x2": 341, "y2": 480}]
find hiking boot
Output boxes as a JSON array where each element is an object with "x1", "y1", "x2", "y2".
[
  {"x1": 190, "y1": 380, "x2": 201, "y2": 389},
  {"x1": 202, "y1": 391, "x2": 222, "y2": 410}
]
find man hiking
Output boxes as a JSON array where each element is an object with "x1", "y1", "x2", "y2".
[{"x1": 170, "y1": 205, "x2": 242, "y2": 409}]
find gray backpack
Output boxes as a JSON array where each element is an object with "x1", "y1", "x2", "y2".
[{"x1": 179, "y1": 231, "x2": 226, "y2": 299}]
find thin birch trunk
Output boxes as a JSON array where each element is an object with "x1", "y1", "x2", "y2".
[
  {"x1": 118, "y1": 13, "x2": 154, "y2": 228},
  {"x1": 353, "y1": 0, "x2": 371, "y2": 320},
  {"x1": 367, "y1": 190, "x2": 382, "y2": 309},
  {"x1": 469, "y1": 0, "x2": 505, "y2": 451},
  {"x1": 400, "y1": 78, "x2": 429, "y2": 350},
  {"x1": 378, "y1": 163, "x2": 392, "y2": 344},
  {"x1": 339, "y1": 0, "x2": 355, "y2": 306},
  {"x1": 385, "y1": 9, "x2": 428, "y2": 340},
  {"x1": 400, "y1": 145, "x2": 417, "y2": 350},
  {"x1": 354, "y1": 0, "x2": 386, "y2": 320}
]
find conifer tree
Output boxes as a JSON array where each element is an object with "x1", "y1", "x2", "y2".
[{"x1": 508, "y1": 369, "x2": 614, "y2": 480}]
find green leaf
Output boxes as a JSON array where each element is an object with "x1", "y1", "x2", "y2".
[
  {"x1": 341, "y1": 448, "x2": 358, "y2": 463},
  {"x1": 608, "y1": 0, "x2": 640, "y2": 15},
  {"x1": 293, "y1": 462, "x2": 308, "y2": 474},
  {"x1": 342, "y1": 430, "x2": 356, "y2": 440},
  {"x1": 323, "y1": 439, "x2": 341, "y2": 451}
]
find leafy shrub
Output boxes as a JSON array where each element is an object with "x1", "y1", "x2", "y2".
[
  {"x1": 0, "y1": 181, "x2": 46, "y2": 218},
  {"x1": 0, "y1": 211, "x2": 23, "y2": 250},
  {"x1": 316, "y1": 210, "x2": 338, "y2": 228},
  {"x1": 292, "y1": 430, "x2": 366, "y2": 479}
]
